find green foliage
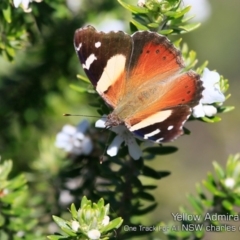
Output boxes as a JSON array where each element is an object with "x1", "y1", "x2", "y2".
[
  {"x1": 0, "y1": 159, "x2": 43, "y2": 240},
  {"x1": 0, "y1": 0, "x2": 237, "y2": 240},
  {"x1": 118, "y1": 0, "x2": 200, "y2": 34},
  {"x1": 164, "y1": 154, "x2": 240, "y2": 239},
  {"x1": 48, "y1": 196, "x2": 123, "y2": 240}
]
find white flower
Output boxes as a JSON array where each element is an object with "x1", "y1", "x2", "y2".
[
  {"x1": 102, "y1": 216, "x2": 110, "y2": 226},
  {"x1": 71, "y1": 220, "x2": 80, "y2": 232},
  {"x1": 95, "y1": 117, "x2": 142, "y2": 160},
  {"x1": 87, "y1": 229, "x2": 101, "y2": 240},
  {"x1": 55, "y1": 120, "x2": 93, "y2": 156},
  {"x1": 224, "y1": 178, "x2": 235, "y2": 189},
  {"x1": 13, "y1": 0, "x2": 42, "y2": 12},
  {"x1": 193, "y1": 68, "x2": 225, "y2": 118},
  {"x1": 59, "y1": 190, "x2": 74, "y2": 205},
  {"x1": 137, "y1": 0, "x2": 146, "y2": 7}
]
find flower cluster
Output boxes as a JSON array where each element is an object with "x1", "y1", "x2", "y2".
[
  {"x1": 55, "y1": 120, "x2": 93, "y2": 156},
  {"x1": 51, "y1": 197, "x2": 123, "y2": 240},
  {"x1": 193, "y1": 68, "x2": 225, "y2": 118}
]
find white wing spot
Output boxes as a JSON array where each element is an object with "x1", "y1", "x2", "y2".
[
  {"x1": 96, "y1": 54, "x2": 126, "y2": 93},
  {"x1": 83, "y1": 54, "x2": 97, "y2": 70},
  {"x1": 156, "y1": 137, "x2": 164, "y2": 143},
  {"x1": 167, "y1": 125, "x2": 174, "y2": 130},
  {"x1": 144, "y1": 129, "x2": 160, "y2": 139},
  {"x1": 76, "y1": 43, "x2": 82, "y2": 51},
  {"x1": 95, "y1": 42, "x2": 101, "y2": 48},
  {"x1": 129, "y1": 110, "x2": 172, "y2": 132}
]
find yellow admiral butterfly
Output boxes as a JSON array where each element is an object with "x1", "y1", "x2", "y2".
[{"x1": 74, "y1": 25, "x2": 203, "y2": 143}]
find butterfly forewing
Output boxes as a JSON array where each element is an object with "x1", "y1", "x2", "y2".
[{"x1": 74, "y1": 25, "x2": 132, "y2": 108}]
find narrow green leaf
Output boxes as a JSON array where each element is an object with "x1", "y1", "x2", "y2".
[
  {"x1": 137, "y1": 191, "x2": 155, "y2": 201},
  {"x1": 76, "y1": 74, "x2": 90, "y2": 83},
  {"x1": 213, "y1": 161, "x2": 225, "y2": 179},
  {"x1": 2, "y1": 5, "x2": 11, "y2": 23},
  {"x1": 81, "y1": 196, "x2": 89, "y2": 208},
  {"x1": 130, "y1": 19, "x2": 149, "y2": 30},
  {"x1": 179, "y1": 23, "x2": 201, "y2": 32},
  {"x1": 218, "y1": 106, "x2": 235, "y2": 113},
  {"x1": 69, "y1": 84, "x2": 88, "y2": 93},
  {"x1": 47, "y1": 235, "x2": 68, "y2": 240},
  {"x1": 135, "y1": 203, "x2": 158, "y2": 215},
  {"x1": 164, "y1": 6, "x2": 191, "y2": 18},
  {"x1": 97, "y1": 198, "x2": 104, "y2": 209},
  {"x1": 222, "y1": 200, "x2": 233, "y2": 211},
  {"x1": 142, "y1": 165, "x2": 170, "y2": 179},
  {"x1": 52, "y1": 216, "x2": 70, "y2": 229},
  {"x1": 202, "y1": 179, "x2": 226, "y2": 197},
  {"x1": 144, "y1": 146, "x2": 178, "y2": 155},
  {"x1": 117, "y1": 0, "x2": 149, "y2": 14},
  {"x1": 201, "y1": 116, "x2": 221, "y2": 123},
  {"x1": 187, "y1": 194, "x2": 204, "y2": 214},
  {"x1": 70, "y1": 204, "x2": 78, "y2": 219},
  {"x1": 159, "y1": 29, "x2": 174, "y2": 35},
  {"x1": 147, "y1": 22, "x2": 159, "y2": 28},
  {"x1": 102, "y1": 217, "x2": 123, "y2": 233}
]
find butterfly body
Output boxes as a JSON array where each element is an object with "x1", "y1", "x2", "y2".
[{"x1": 74, "y1": 25, "x2": 203, "y2": 143}]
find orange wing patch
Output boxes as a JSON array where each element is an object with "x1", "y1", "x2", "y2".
[
  {"x1": 126, "y1": 71, "x2": 202, "y2": 126},
  {"x1": 126, "y1": 32, "x2": 184, "y2": 91}
]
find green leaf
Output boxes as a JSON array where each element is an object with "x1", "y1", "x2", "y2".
[
  {"x1": 142, "y1": 165, "x2": 170, "y2": 179},
  {"x1": 130, "y1": 19, "x2": 149, "y2": 30},
  {"x1": 218, "y1": 105, "x2": 235, "y2": 113},
  {"x1": 213, "y1": 161, "x2": 225, "y2": 179},
  {"x1": 69, "y1": 84, "x2": 88, "y2": 93},
  {"x1": 76, "y1": 74, "x2": 90, "y2": 83},
  {"x1": 97, "y1": 198, "x2": 104, "y2": 209},
  {"x1": 47, "y1": 235, "x2": 68, "y2": 240},
  {"x1": 202, "y1": 178, "x2": 226, "y2": 197},
  {"x1": 147, "y1": 22, "x2": 159, "y2": 28},
  {"x1": 135, "y1": 203, "x2": 158, "y2": 215},
  {"x1": 144, "y1": 146, "x2": 178, "y2": 155},
  {"x1": 81, "y1": 196, "x2": 89, "y2": 208},
  {"x1": 70, "y1": 204, "x2": 78, "y2": 219},
  {"x1": 0, "y1": 214, "x2": 5, "y2": 227},
  {"x1": 137, "y1": 191, "x2": 155, "y2": 202},
  {"x1": 164, "y1": 6, "x2": 191, "y2": 18},
  {"x1": 2, "y1": 5, "x2": 11, "y2": 23},
  {"x1": 159, "y1": 29, "x2": 174, "y2": 35},
  {"x1": 52, "y1": 216, "x2": 70, "y2": 229},
  {"x1": 102, "y1": 217, "x2": 123, "y2": 233},
  {"x1": 201, "y1": 116, "x2": 222, "y2": 123},
  {"x1": 222, "y1": 200, "x2": 233, "y2": 211},
  {"x1": 179, "y1": 23, "x2": 201, "y2": 32},
  {"x1": 187, "y1": 194, "x2": 204, "y2": 214},
  {"x1": 117, "y1": 0, "x2": 149, "y2": 14}
]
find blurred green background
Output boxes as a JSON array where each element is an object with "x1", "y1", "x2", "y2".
[{"x1": 0, "y1": 0, "x2": 239, "y2": 239}]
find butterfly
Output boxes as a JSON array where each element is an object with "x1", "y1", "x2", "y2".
[{"x1": 74, "y1": 25, "x2": 203, "y2": 143}]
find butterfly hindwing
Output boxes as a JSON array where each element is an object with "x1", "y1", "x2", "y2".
[{"x1": 129, "y1": 105, "x2": 191, "y2": 143}]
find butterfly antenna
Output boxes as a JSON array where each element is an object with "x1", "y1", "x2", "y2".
[{"x1": 63, "y1": 113, "x2": 107, "y2": 118}]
